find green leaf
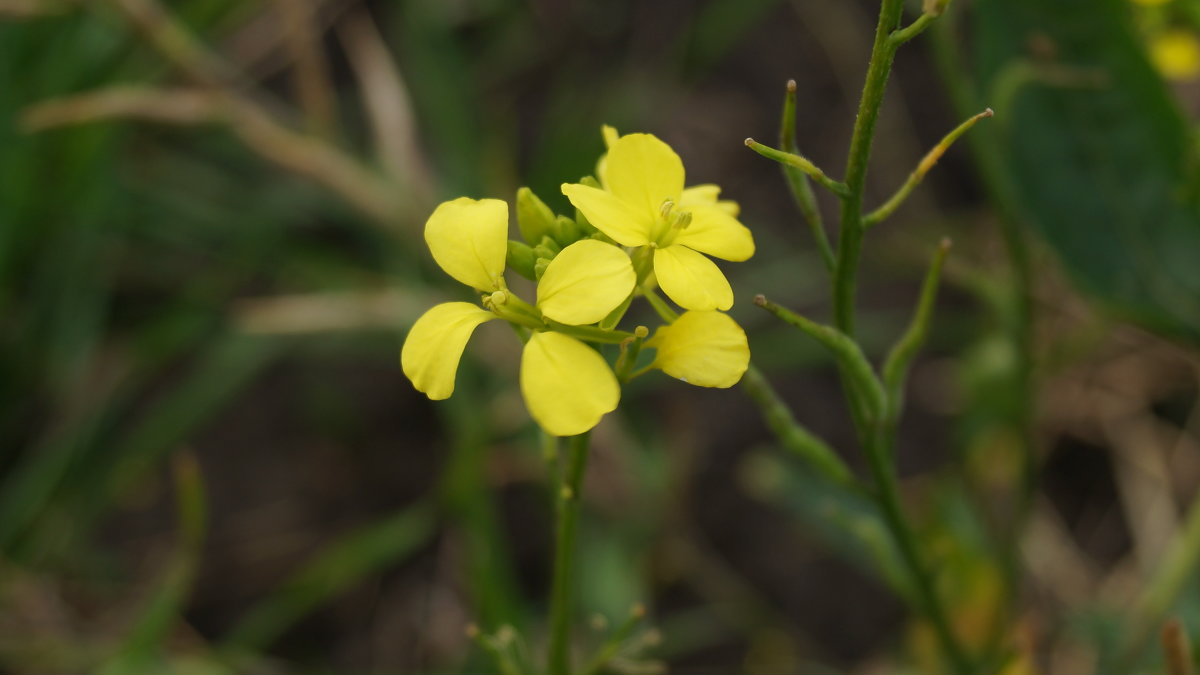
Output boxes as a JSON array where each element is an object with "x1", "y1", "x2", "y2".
[
  {"x1": 223, "y1": 503, "x2": 436, "y2": 651},
  {"x1": 972, "y1": 0, "x2": 1200, "y2": 343},
  {"x1": 740, "y1": 451, "x2": 913, "y2": 603}
]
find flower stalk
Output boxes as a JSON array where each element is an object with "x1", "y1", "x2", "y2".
[{"x1": 547, "y1": 432, "x2": 592, "y2": 675}]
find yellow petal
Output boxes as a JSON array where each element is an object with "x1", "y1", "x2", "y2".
[
  {"x1": 596, "y1": 126, "x2": 621, "y2": 189},
  {"x1": 648, "y1": 311, "x2": 749, "y2": 388},
  {"x1": 604, "y1": 133, "x2": 684, "y2": 214},
  {"x1": 537, "y1": 240, "x2": 636, "y2": 325},
  {"x1": 401, "y1": 302, "x2": 495, "y2": 400},
  {"x1": 653, "y1": 245, "x2": 734, "y2": 311},
  {"x1": 561, "y1": 183, "x2": 653, "y2": 247},
  {"x1": 601, "y1": 124, "x2": 620, "y2": 148},
  {"x1": 681, "y1": 184, "x2": 740, "y2": 217},
  {"x1": 425, "y1": 197, "x2": 508, "y2": 291},
  {"x1": 674, "y1": 203, "x2": 755, "y2": 261},
  {"x1": 520, "y1": 332, "x2": 620, "y2": 436},
  {"x1": 680, "y1": 184, "x2": 721, "y2": 205}
]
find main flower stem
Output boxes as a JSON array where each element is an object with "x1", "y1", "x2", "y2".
[
  {"x1": 833, "y1": 2, "x2": 974, "y2": 673},
  {"x1": 547, "y1": 432, "x2": 591, "y2": 675},
  {"x1": 833, "y1": 0, "x2": 904, "y2": 336},
  {"x1": 866, "y1": 427, "x2": 973, "y2": 675}
]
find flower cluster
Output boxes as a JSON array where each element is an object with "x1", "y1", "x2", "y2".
[{"x1": 402, "y1": 128, "x2": 754, "y2": 436}]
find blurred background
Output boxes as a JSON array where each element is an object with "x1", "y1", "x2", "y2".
[{"x1": 2, "y1": 0, "x2": 1200, "y2": 672}]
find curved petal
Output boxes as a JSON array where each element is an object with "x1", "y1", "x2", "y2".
[
  {"x1": 561, "y1": 183, "x2": 653, "y2": 247},
  {"x1": 680, "y1": 184, "x2": 721, "y2": 206},
  {"x1": 520, "y1": 332, "x2": 620, "y2": 436},
  {"x1": 425, "y1": 197, "x2": 508, "y2": 291},
  {"x1": 537, "y1": 240, "x2": 636, "y2": 325},
  {"x1": 604, "y1": 133, "x2": 684, "y2": 214},
  {"x1": 601, "y1": 124, "x2": 620, "y2": 148},
  {"x1": 648, "y1": 311, "x2": 750, "y2": 388},
  {"x1": 653, "y1": 245, "x2": 734, "y2": 311},
  {"x1": 596, "y1": 126, "x2": 620, "y2": 189},
  {"x1": 681, "y1": 184, "x2": 741, "y2": 217},
  {"x1": 673, "y1": 203, "x2": 755, "y2": 262},
  {"x1": 401, "y1": 302, "x2": 495, "y2": 400}
]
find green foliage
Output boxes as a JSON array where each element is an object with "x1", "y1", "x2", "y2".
[{"x1": 974, "y1": 0, "x2": 1200, "y2": 343}]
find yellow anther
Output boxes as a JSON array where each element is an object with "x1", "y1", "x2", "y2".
[
  {"x1": 634, "y1": 325, "x2": 649, "y2": 338},
  {"x1": 659, "y1": 200, "x2": 675, "y2": 219},
  {"x1": 489, "y1": 290, "x2": 508, "y2": 305}
]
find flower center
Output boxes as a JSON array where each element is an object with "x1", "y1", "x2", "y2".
[{"x1": 651, "y1": 199, "x2": 692, "y2": 247}]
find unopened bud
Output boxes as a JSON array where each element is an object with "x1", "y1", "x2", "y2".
[
  {"x1": 506, "y1": 240, "x2": 536, "y2": 280},
  {"x1": 534, "y1": 258, "x2": 551, "y2": 281},
  {"x1": 552, "y1": 214, "x2": 582, "y2": 247},
  {"x1": 516, "y1": 187, "x2": 557, "y2": 244}
]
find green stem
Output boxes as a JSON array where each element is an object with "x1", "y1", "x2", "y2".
[
  {"x1": 881, "y1": 238, "x2": 951, "y2": 432},
  {"x1": 547, "y1": 432, "x2": 592, "y2": 675},
  {"x1": 832, "y1": 0, "x2": 905, "y2": 336},
  {"x1": 825, "y1": 3, "x2": 974, "y2": 672},
  {"x1": 640, "y1": 287, "x2": 680, "y2": 323},
  {"x1": 889, "y1": 12, "x2": 938, "y2": 47},
  {"x1": 546, "y1": 321, "x2": 637, "y2": 345},
  {"x1": 740, "y1": 363, "x2": 854, "y2": 487},
  {"x1": 864, "y1": 429, "x2": 974, "y2": 675},
  {"x1": 753, "y1": 295, "x2": 886, "y2": 423}
]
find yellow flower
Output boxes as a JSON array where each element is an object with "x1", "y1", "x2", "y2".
[
  {"x1": 402, "y1": 197, "x2": 635, "y2": 435},
  {"x1": 562, "y1": 132, "x2": 754, "y2": 312},
  {"x1": 1151, "y1": 29, "x2": 1200, "y2": 80},
  {"x1": 647, "y1": 310, "x2": 750, "y2": 388}
]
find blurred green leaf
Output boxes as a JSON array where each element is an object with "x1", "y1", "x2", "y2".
[
  {"x1": 223, "y1": 502, "x2": 436, "y2": 652},
  {"x1": 972, "y1": 0, "x2": 1200, "y2": 343},
  {"x1": 740, "y1": 450, "x2": 913, "y2": 604}
]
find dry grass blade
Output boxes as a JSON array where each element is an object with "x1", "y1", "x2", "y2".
[
  {"x1": 22, "y1": 87, "x2": 408, "y2": 231},
  {"x1": 336, "y1": 7, "x2": 433, "y2": 201},
  {"x1": 273, "y1": 0, "x2": 337, "y2": 136}
]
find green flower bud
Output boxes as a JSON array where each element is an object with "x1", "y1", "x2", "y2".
[
  {"x1": 533, "y1": 236, "x2": 561, "y2": 263},
  {"x1": 552, "y1": 214, "x2": 582, "y2": 246},
  {"x1": 516, "y1": 186, "x2": 557, "y2": 244},
  {"x1": 533, "y1": 257, "x2": 551, "y2": 281},
  {"x1": 506, "y1": 239, "x2": 537, "y2": 280}
]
